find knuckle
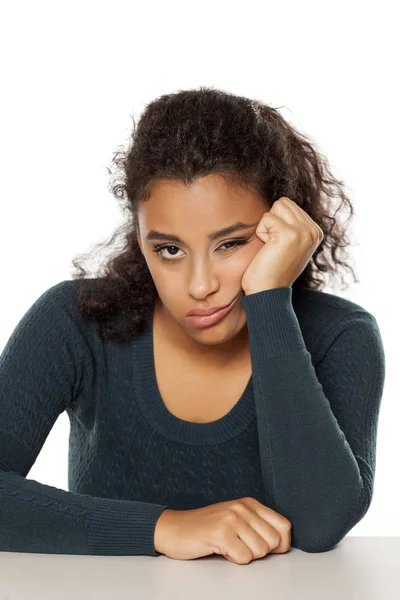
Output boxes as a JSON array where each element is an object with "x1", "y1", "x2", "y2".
[
  {"x1": 299, "y1": 229, "x2": 314, "y2": 244},
  {"x1": 223, "y1": 509, "x2": 240, "y2": 526},
  {"x1": 284, "y1": 518, "x2": 293, "y2": 529},
  {"x1": 232, "y1": 500, "x2": 248, "y2": 513},
  {"x1": 279, "y1": 517, "x2": 292, "y2": 529},
  {"x1": 241, "y1": 496, "x2": 257, "y2": 507},
  {"x1": 270, "y1": 534, "x2": 281, "y2": 548},
  {"x1": 231, "y1": 499, "x2": 248, "y2": 512},
  {"x1": 308, "y1": 229, "x2": 316, "y2": 242}
]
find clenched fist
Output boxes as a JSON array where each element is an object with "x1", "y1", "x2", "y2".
[{"x1": 154, "y1": 496, "x2": 292, "y2": 564}]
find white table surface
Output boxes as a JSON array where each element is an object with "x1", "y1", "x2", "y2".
[{"x1": 0, "y1": 537, "x2": 399, "y2": 599}]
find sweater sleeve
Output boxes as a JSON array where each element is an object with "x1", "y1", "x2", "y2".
[
  {"x1": 0, "y1": 283, "x2": 168, "y2": 556},
  {"x1": 239, "y1": 286, "x2": 386, "y2": 553}
]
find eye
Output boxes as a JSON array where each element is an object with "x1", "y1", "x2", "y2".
[{"x1": 152, "y1": 238, "x2": 249, "y2": 261}]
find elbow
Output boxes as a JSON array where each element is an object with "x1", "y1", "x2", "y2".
[
  {"x1": 291, "y1": 533, "x2": 344, "y2": 553},
  {"x1": 290, "y1": 486, "x2": 371, "y2": 553},
  {"x1": 290, "y1": 509, "x2": 366, "y2": 553}
]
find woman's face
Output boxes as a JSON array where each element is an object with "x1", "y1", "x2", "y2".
[{"x1": 136, "y1": 173, "x2": 268, "y2": 354}]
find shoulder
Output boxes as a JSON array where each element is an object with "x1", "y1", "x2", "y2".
[
  {"x1": 23, "y1": 279, "x2": 101, "y2": 349},
  {"x1": 40, "y1": 278, "x2": 100, "y2": 318}
]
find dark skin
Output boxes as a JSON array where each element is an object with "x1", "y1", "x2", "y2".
[{"x1": 136, "y1": 173, "x2": 268, "y2": 369}]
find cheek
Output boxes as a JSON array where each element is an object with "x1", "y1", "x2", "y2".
[
  {"x1": 149, "y1": 265, "x2": 171, "y2": 291},
  {"x1": 226, "y1": 244, "x2": 258, "y2": 273}
]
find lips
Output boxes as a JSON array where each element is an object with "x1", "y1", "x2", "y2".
[
  {"x1": 187, "y1": 300, "x2": 233, "y2": 317},
  {"x1": 186, "y1": 298, "x2": 237, "y2": 329}
]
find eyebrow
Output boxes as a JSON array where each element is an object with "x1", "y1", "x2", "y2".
[{"x1": 146, "y1": 221, "x2": 258, "y2": 244}]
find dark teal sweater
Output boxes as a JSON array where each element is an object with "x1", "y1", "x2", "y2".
[{"x1": 0, "y1": 280, "x2": 385, "y2": 556}]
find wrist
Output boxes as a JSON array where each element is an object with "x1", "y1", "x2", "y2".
[
  {"x1": 243, "y1": 283, "x2": 289, "y2": 295},
  {"x1": 154, "y1": 508, "x2": 176, "y2": 554}
]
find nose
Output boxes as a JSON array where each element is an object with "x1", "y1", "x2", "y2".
[{"x1": 187, "y1": 258, "x2": 219, "y2": 298}]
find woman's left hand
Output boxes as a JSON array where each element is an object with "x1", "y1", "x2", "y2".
[{"x1": 241, "y1": 197, "x2": 324, "y2": 295}]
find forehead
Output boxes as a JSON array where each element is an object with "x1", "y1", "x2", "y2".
[{"x1": 138, "y1": 174, "x2": 265, "y2": 225}]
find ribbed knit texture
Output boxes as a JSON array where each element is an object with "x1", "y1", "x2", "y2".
[{"x1": 0, "y1": 280, "x2": 385, "y2": 555}]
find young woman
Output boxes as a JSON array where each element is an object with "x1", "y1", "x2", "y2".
[{"x1": 0, "y1": 87, "x2": 385, "y2": 564}]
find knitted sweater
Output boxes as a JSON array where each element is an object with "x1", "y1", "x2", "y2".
[{"x1": 0, "y1": 280, "x2": 385, "y2": 556}]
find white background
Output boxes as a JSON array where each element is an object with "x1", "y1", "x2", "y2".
[{"x1": 0, "y1": 0, "x2": 398, "y2": 536}]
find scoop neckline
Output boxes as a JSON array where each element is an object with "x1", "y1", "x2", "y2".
[{"x1": 131, "y1": 307, "x2": 256, "y2": 445}]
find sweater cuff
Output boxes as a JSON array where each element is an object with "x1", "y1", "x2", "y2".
[
  {"x1": 240, "y1": 286, "x2": 307, "y2": 359},
  {"x1": 87, "y1": 499, "x2": 168, "y2": 556}
]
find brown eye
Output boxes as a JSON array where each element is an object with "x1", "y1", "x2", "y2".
[
  {"x1": 152, "y1": 238, "x2": 249, "y2": 261},
  {"x1": 152, "y1": 245, "x2": 183, "y2": 260}
]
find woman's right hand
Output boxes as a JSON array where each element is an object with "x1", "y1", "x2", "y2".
[{"x1": 154, "y1": 496, "x2": 292, "y2": 564}]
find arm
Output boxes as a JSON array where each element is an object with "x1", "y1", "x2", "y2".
[
  {"x1": 240, "y1": 286, "x2": 385, "y2": 552},
  {"x1": 0, "y1": 282, "x2": 168, "y2": 556}
]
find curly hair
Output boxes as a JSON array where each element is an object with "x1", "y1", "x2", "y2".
[{"x1": 70, "y1": 85, "x2": 359, "y2": 342}]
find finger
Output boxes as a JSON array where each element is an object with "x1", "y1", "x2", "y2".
[
  {"x1": 223, "y1": 528, "x2": 254, "y2": 564},
  {"x1": 244, "y1": 498, "x2": 292, "y2": 534},
  {"x1": 256, "y1": 209, "x2": 295, "y2": 236},
  {"x1": 231, "y1": 518, "x2": 276, "y2": 561},
  {"x1": 270, "y1": 197, "x2": 299, "y2": 226},
  {"x1": 270, "y1": 530, "x2": 292, "y2": 554},
  {"x1": 282, "y1": 198, "x2": 323, "y2": 241},
  {"x1": 280, "y1": 197, "x2": 316, "y2": 232},
  {"x1": 234, "y1": 503, "x2": 282, "y2": 553}
]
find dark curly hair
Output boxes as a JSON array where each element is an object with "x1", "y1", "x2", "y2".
[{"x1": 71, "y1": 86, "x2": 359, "y2": 342}]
